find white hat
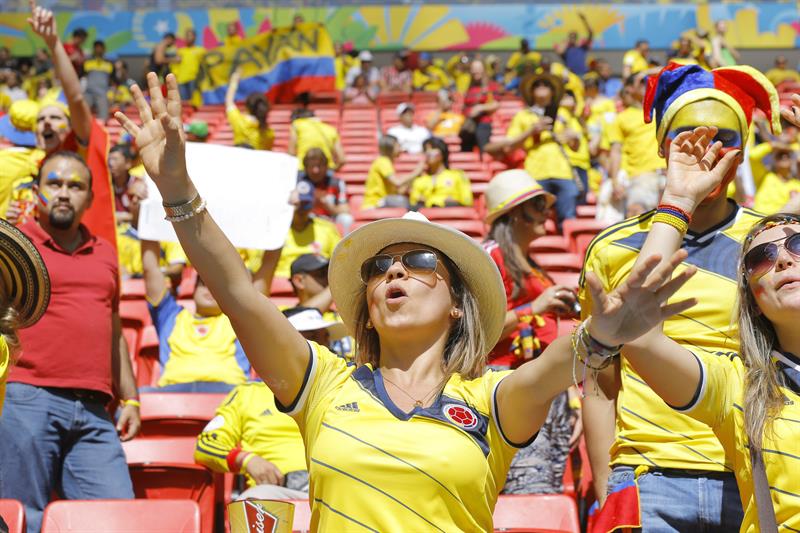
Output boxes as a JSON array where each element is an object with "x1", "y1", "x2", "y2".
[
  {"x1": 329, "y1": 212, "x2": 506, "y2": 354},
  {"x1": 485, "y1": 169, "x2": 556, "y2": 225},
  {"x1": 286, "y1": 308, "x2": 347, "y2": 341},
  {"x1": 358, "y1": 50, "x2": 374, "y2": 62},
  {"x1": 396, "y1": 102, "x2": 414, "y2": 116}
]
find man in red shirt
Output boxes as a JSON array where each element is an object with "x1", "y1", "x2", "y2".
[
  {"x1": 0, "y1": 151, "x2": 139, "y2": 533},
  {"x1": 61, "y1": 27, "x2": 87, "y2": 77},
  {"x1": 461, "y1": 59, "x2": 500, "y2": 152}
]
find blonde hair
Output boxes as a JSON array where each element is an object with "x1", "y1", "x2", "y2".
[
  {"x1": 352, "y1": 251, "x2": 487, "y2": 381},
  {"x1": 737, "y1": 213, "x2": 800, "y2": 451}
]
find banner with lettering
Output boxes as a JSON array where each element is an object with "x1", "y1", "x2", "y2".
[{"x1": 199, "y1": 22, "x2": 335, "y2": 104}]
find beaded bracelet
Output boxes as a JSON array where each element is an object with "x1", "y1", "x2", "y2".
[
  {"x1": 653, "y1": 203, "x2": 692, "y2": 234},
  {"x1": 122, "y1": 398, "x2": 141, "y2": 408}
]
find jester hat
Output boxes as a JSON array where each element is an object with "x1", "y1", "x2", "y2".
[{"x1": 643, "y1": 62, "x2": 781, "y2": 146}]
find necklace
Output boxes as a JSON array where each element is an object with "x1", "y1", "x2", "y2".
[{"x1": 382, "y1": 373, "x2": 440, "y2": 408}]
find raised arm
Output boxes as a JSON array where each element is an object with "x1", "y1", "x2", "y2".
[
  {"x1": 580, "y1": 12, "x2": 594, "y2": 43},
  {"x1": 225, "y1": 70, "x2": 241, "y2": 109},
  {"x1": 28, "y1": 1, "x2": 92, "y2": 143},
  {"x1": 114, "y1": 73, "x2": 309, "y2": 406},
  {"x1": 496, "y1": 250, "x2": 697, "y2": 445},
  {"x1": 141, "y1": 239, "x2": 168, "y2": 303}
]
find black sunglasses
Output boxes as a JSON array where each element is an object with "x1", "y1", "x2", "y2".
[
  {"x1": 360, "y1": 249, "x2": 440, "y2": 283},
  {"x1": 744, "y1": 232, "x2": 800, "y2": 279}
]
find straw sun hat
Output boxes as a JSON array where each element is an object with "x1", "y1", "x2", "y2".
[
  {"x1": 328, "y1": 212, "x2": 506, "y2": 353},
  {"x1": 0, "y1": 219, "x2": 50, "y2": 328},
  {"x1": 484, "y1": 169, "x2": 556, "y2": 225}
]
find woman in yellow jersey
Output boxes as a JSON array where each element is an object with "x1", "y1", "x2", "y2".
[
  {"x1": 361, "y1": 135, "x2": 423, "y2": 210},
  {"x1": 409, "y1": 137, "x2": 472, "y2": 209},
  {"x1": 225, "y1": 70, "x2": 274, "y2": 150},
  {"x1": 0, "y1": 218, "x2": 51, "y2": 415},
  {"x1": 600, "y1": 96, "x2": 800, "y2": 532},
  {"x1": 754, "y1": 147, "x2": 800, "y2": 215},
  {"x1": 117, "y1": 72, "x2": 695, "y2": 532}
]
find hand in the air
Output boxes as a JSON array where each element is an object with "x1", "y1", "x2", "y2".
[
  {"x1": 781, "y1": 93, "x2": 800, "y2": 129},
  {"x1": 585, "y1": 249, "x2": 697, "y2": 347},
  {"x1": 27, "y1": 0, "x2": 58, "y2": 49}
]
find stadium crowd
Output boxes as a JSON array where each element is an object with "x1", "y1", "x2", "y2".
[{"x1": 1, "y1": 1, "x2": 800, "y2": 532}]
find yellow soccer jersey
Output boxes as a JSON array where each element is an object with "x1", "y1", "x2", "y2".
[
  {"x1": 682, "y1": 351, "x2": 800, "y2": 532},
  {"x1": 0, "y1": 147, "x2": 44, "y2": 217},
  {"x1": 116, "y1": 223, "x2": 187, "y2": 278},
  {"x1": 607, "y1": 106, "x2": 665, "y2": 178},
  {"x1": 171, "y1": 46, "x2": 206, "y2": 84},
  {"x1": 279, "y1": 342, "x2": 519, "y2": 532},
  {"x1": 292, "y1": 117, "x2": 339, "y2": 170},
  {"x1": 412, "y1": 66, "x2": 452, "y2": 92},
  {"x1": 195, "y1": 382, "x2": 307, "y2": 486},
  {"x1": 622, "y1": 49, "x2": 649, "y2": 75},
  {"x1": 558, "y1": 108, "x2": 591, "y2": 170},
  {"x1": 409, "y1": 169, "x2": 473, "y2": 208},
  {"x1": 579, "y1": 203, "x2": 763, "y2": 472},
  {"x1": 362, "y1": 155, "x2": 398, "y2": 210},
  {"x1": 506, "y1": 51, "x2": 542, "y2": 73},
  {"x1": 226, "y1": 106, "x2": 275, "y2": 150},
  {"x1": 275, "y1": 217, "x2": 341, "y2": 279},
  {"x1": 754, "y1": 172, "x2": 800, "y2": 215},
  {"x1": 506, "y1": 109, "x2": 573, "y2": 181}
]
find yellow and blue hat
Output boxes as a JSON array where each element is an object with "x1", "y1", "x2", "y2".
[
  {"x1": 0, "y1": 99, "x2": 38, "y2": 147},
  {"x1": 643, "y1": 62, "x2": 781, "y2": 146}
]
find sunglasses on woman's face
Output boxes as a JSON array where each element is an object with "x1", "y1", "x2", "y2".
[
  {"x1": 360, "y1": 249, "x2": 440, "y2": 283},
  {"x1": 744, "y1": 232, "x2": 800, "y2": 279}
]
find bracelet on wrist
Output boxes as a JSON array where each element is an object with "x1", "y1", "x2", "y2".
[
  {"x1": 163, "y1": 193, "x2": 207, "y2": 223},
  {"x1": 239, "y1": 452, "x2": 256, "y2": 473},
  {"x1": 122, "y1": 398, "x2": 141, "y2": 408},
  {"x1": 654, "y1": 203, "x2": 692, "y2": 234}
]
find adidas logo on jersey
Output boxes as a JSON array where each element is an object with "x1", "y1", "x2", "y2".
[
  {"x1": 335, "y1": 402, "x2": 360, "y2": 412},
  {"x1": 260, "y1": 408, "x2": 273, "y2": 416}
]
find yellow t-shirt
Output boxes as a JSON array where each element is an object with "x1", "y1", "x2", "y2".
[
  {"x1": 0, "y1": 336, "x2": 9, "y2": 416},
  {"x1": 607, "y1": 106, "x2": 665, "y2": 178},
  {"x1": 409, "y1": 168, "x2": 473, "y2": 208},
  {"x1": 412, "y1": 66, "x2": 452, "y2": 92},
  {"x1": 0, "y1": 147, "x2": 44, "y2": 217},
  {"x1": 506, "y1": 51, "x2": 542, "y2": 72},
  {"x1": 579, "y1": 204, "x2": 763, "y2": 471},
  {"x1": 622, "y1": 49, "x2": 649, "y2": 75},
  {"x1": 292, "y1": 117, "x2": 339, "y2": 170},
  {"x1": 275, "y1": 217, "x2": 341, "y2": 279},
  {"x1": 171, "y1": 46, "x2": 206, "y2": 84},
  {"x1": 506, "y1": 109, "x2": 573, "y2": 180},
  {"x1": 226, "y1": 106, "x2": 274, "y2": 150},
  {"x1": 427, "y1": 111, "x2": 465, "y2": 137},
  {"x1": 754, "y1": 172, "x2": 800, "y2": 215},
  {"x1": 280, "y1": 341, "x2": 519, "y2": 532},
  {"x1": 683, "y1": 351, "x2": 800, "y2": 532},
  {"x1": 195, "y1": 382, "x2": 307, "y2": 486},
  {"x1": 116, "y1": 223, "x2": 188, "y2": 278},
  {"x1": 558, "y1": 108, "x2": 591, "y2": 170},
  {"x1": 362, "y1": 155, "x2": 399, "y2": 210},
  {"x1": 765, "y1": 68, "x2": 800, "y2": 87}
]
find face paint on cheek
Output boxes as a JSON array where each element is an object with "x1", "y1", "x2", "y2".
[{"x1": 37, "y1": 189, "x2": 50, "y2": 206}]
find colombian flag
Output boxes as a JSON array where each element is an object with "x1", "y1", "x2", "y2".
[
  {"x1": 587, "y1": 478, "x2": 641, "y2": 533},
  {"x1": 199, "y1": 23, "x2": 336, "y2": 105}
]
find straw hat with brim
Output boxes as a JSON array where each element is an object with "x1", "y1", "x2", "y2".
[
  {"x1": 520, "y1": 72, "x2": 565, "y2": 108},
  {"x1": 485, "y1": 169, "x2": 556, "y2": 225},
  {"x1": 329, "y1": 212, "x2": 507, "y2": 354},
  {"x1": 0, "y1": 219, "x2": 50, "y2": 328}
]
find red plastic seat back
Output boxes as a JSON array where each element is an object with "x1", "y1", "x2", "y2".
[
  {"x1": 41, "y1": 499, "x2": 200, "y2": 532},
  {"x1": 0, "y1": 499, "x2": 25, "y2": 533},
  {"x1": 138, "y1": 393, "x2": 226, "y2": 438},
  {"x1": 492, "y1": 494, "x2": 580, "y2": 533}
]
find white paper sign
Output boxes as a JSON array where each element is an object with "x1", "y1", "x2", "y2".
[{"x1": 138, "y1": 143, "x2": 297, "y2": 250}]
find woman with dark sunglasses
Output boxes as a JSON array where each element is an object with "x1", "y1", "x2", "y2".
[
  {"x1": 588, "y1": 95, "x2": 800, "y2": 531},
  {"x1": 482, "y1": 169, "x2": 582, "y2": 494},
  {"x1": 117, "y1": 72, "x2": 696, "y2": 532}
]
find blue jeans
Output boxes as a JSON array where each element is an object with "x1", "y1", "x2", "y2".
[
  {"x1": 574, "y1": 167, "x2": 589, "y2": 204},
  {"x1": 140, "y1": 381, "x2": 236, "y2": 393},
  {"x1": 537, "y1": 178, "x2": 580, "y2": 224},
  {"x1": 0, "y1": 383, "x2": 133, "y2": 533},
  {"x1": 607, "y1": 465, "x2": 743, "y2": 532},
  {"x1": 178, "y1": 80, "x2": 197, "y2": 102}
]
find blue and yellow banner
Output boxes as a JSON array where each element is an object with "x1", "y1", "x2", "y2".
[{"x1": 199, "y1": 23, "x2": 335, "y2": 104}]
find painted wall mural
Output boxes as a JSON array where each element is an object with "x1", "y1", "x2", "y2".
[{"x1": 0, "y1": 2, "x2": 797, "y2": 56}]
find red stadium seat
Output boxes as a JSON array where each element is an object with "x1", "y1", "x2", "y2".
[
  {"x1": 354, "y1": 207, "x2": 408, "y2": 221},
  {"x1": 419, "y1": 207, "x2": 479, "y2": 221},
  {"x1": 529, "y1": 235, "x2": 569, "y2": 254},
  {"x1": 120, "y1": 299, "x2": 152, "y2": 331},
  {"x1": 178, "y1": 268, "x2": 198, "y2": 299},
  {"x1": 138, "y1": 393, "x2": 226, "y2": 438},
  {"x1": 135, "y1": 325, "x2": 160, "y2": 388},
  {"x1": 561, "y1": 219, "x2": 608, "y2": 254},
  {"x1": 271, "y1": 277, "x2": 295, "y2": 297},
  {"x1": 492, "y1": 494, "x2": 580, "y2": 533},
  {"x1": 122, "y1": 278, "x2": 146, "y2": 299},
  {"x1": 575, "y1": 204, "x2": 597, "y2": 219},
  {"x1": 438, "y1": 219, "x2": 486, "y2": 239},
  {"x1": 548, "y1": 271, "x2": 580, "y2": 290},
  {"x1": 532, "y1": 253, "x2": 583, "y2": 273},
  {"x1": 122, "y1": 438, "x2": 215, "y2": 533},
  {"x1": 574, "y1": 233, "x2": 597, "y2": 258},
  {"x1": 41, "y1": 499, "x2": 200, "y2": 533},
  {"x1": 0, "y1": 499, "x2": 25, "y2": 533}
]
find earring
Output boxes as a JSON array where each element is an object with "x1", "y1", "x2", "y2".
[
  {"x1": 366, "y1": 319, "x2": 373, "y2": 329},
  {"x1": 450, "y1": 308, "x2": 463, "y2": 319}
]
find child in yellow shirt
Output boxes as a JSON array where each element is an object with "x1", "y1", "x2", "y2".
[{"x1": 409, "y1": 137, "x2": 473, "y2": 208}]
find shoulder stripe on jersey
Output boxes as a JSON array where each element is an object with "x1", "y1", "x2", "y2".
[
  {"x1": 579, "y1": 211, "x2": 655, "y2": 286},
  {"x1": 196, "y1": 434, "x2": 230, "y2": 454},
  {"x1": 310, "y1": 458, "x2": 448, "y2": 533},
  {"x1": 313, "y1": 498, "x2": 380, "y2": 532},
  {"x1": 275, "y1": 341, "x2": 317, "y2": 416},
  {"x1": 320, "y1": 422, "x2": 462, "y2": 505},
  {"x1": 492, "y1": 376, "x2": 537, "y2": 448},
  {"x1": 195, "y1": 441, "x2": 227, "y2": 460}
]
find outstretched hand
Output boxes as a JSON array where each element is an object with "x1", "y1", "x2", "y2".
[
  {"x1": 28, "y1": 0, "x2": 58, "y2": 48},
  {"x1": 781, "y1": 93, "x2": 800, "y2": 130},
  {"x1": 662, "y1": 126, "x2": 741, "y2": 214},
  {"x1": 114, "y1": 73, "x2": 191, "y2": 201},
  {"x1": 586, "y1": 249, "x2": 697, "y2": 347}
]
